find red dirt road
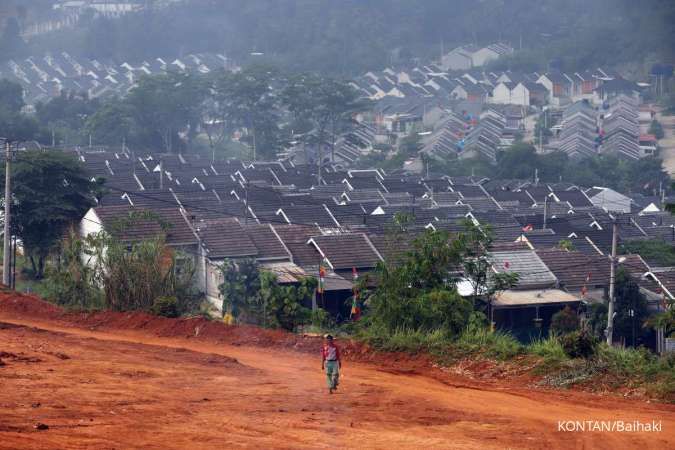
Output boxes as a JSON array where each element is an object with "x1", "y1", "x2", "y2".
[{"x1": 1, "y1": 298, "x2": 674, "y2": 449}]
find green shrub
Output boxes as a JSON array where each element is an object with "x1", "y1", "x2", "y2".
[
  {"x1": 529, "y1": 337, "x2": 568, "y2": 362},
  {"x1": 151, "y1": 296, "x2": 179, "y2": 318},
  {"x1": 550, "y1": 306, "x2": 579, "y2": 336},
  {"x1": 456, "y1": 328, "x2": 523, "y2": 360},
  {"x1": 560, "y1": 330, "x2": 597, "y2": 359},
  {"x1": 310, "y1": 308, "x2": 334, "y2": 329}
]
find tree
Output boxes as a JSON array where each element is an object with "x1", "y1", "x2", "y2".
[
  {"x1": 0, "y1": 80, "x2": 38, "y2": 143},
  {"x1": 495, "y1": 142, "x2": 538, "y2": 179},
  {"x1": 202, "y1": 71, "x2": 236, "y2": 161},
  {"x1": 282, "y1": 73, "x2": 366, "y2": 164},
  {"x1": 613, "y1": 269, "x2": 649, "y2": 347},
  {"x1": 1, "y1": 151, "x2": 95, "y2": 278},
  {"x1": 259, "y1": 271, "x2": 315, "y2": 331},
  {"x1": 219, "y1": 258, "x2": 262, "y2": 320},
  {"x1": 218, "y1": 259, "x2": 315, "y2": 330},
  {"x1": 42, "y1": 230, "x2": 103, "y2": 309},
  {"x1": 0, "y1": 17, "x2": 27, "y2": 61},
  {"x1": 320, "y1": 78, "x2": 368, "y2": 162},
  {"x1": 91, "y1": 234, "x2": 197, "y2": 313},
  {"x1": 622, "y1": 240, "x2": 675, "y2": 267},
  {"x1": 84, "y1": 98, "x2": 134, "y2": 147},
  {"x1": 649, "y1": 119, "x2": 665, "y2": 140},
  {"x1": 223, "y1": 66, "x2": 282, "y2": 160},
  {"x1": 534, "y1": 111, "x2": 553, "y2": 145},
  {"x1": 0, "y1": 79, "x2": 25, "y2": 115},
  {"x1": 459, "y1": 222, "x2": 519, "y2": 326},
  {"x1": 126, "y1": 72, "x2": 206, "y2": 152}
]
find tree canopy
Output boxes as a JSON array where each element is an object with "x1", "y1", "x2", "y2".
[{"x1": 1, "y1": 150, "x2": 95, "y2": 278}]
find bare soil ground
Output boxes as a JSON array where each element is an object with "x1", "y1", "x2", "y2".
[{"x1": 1, "y1": 292, "x2": 674, "y2": 449}]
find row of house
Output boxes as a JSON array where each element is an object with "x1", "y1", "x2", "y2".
[
  {"x1": 555, "y1": 95, "x2": 643, "y2": 161},
  {"x1": 0, "y1": 51, "x2": 234, "y2": 106},
  {"x1": 601, "y1": 95, "x2": 642, "y2": 159},
  {"x1": 439, "y1": 43, "x2": 515, "y2": 71},
  {"x1": 73, "y1": 149, "x2": 674, "y2": 343}
]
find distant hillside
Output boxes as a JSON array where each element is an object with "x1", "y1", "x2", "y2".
[{"x1": 8, "y1": 0, "x2": 675, "y2": 76}]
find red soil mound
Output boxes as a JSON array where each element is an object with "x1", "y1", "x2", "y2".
[{"x1": 0, "y1": 291, "x2": 429, "y2": 370}]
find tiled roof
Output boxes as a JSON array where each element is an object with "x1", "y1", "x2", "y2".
[
  {"x1": 244, "y1": 223, "x2": 291, "y2": 261},
  {"x1": 94, "y1": 205, "x2": 197, "y2": 245},
  {"x1": 309, "y1": 233, "x2": 383, "y2": 270},
  {"x1": 197, "y1": 219, "x2": 258, "y2": 258},
  {"x1": 489, "y1": 250, "x2": 557, "y2": 289},
  {"x1": 536, "y1": 249, "x2": 610, "y2": 290},
  {"x1": 272, "y1": 224, "x2": 323, "y2": 267}
]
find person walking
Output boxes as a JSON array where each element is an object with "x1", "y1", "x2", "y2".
[{"x1": 321, "y1": 334, "x2": 341, "y2": 394}]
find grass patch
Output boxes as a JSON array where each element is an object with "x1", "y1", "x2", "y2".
[
  {"x1": 454, "y1": 328, "x2": 523, "y2": 360},
  {"x1": 357, "y1": 325, "x2": 522, "y2": 361},
  {"x1": 528, "y1": 336, "x2": 569, "y2": 373},
  {"x1": 357, "y1": 326, "x2": 452, "y2": 353}
]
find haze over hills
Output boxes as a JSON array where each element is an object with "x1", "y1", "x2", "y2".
[{"x1": 2, "y1": 0, "x2": 674, "y2": 76}]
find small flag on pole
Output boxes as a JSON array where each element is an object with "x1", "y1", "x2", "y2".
[
  {"x1": 351, "y1": 267, "x2": 361, "y2": 320},
  {"x1": 318, "y1": 264, "x2": 326, "y2": 294}
]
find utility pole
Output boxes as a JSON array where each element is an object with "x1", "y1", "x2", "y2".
[
  {"x1": 606, "y1": 218, "x2": 619, "y2": 346},
  {"x1": 252, "y1": 127, "x2": 256, "y2": 162},
  {"x1": 244, "y1": 181, "x2": 249, "y2": 225},
  {"x1": 3, "y1": 140, "x2": 12, "y2": 286},
  {"x1": 542, "y1": 195, "x2": 548, "y2": 230},
  {"x1": 316, "y1": 143, "x2": 323, "y2": 186},
  {"x1": 159, "y1": 157, "x2": 164, "y2": 190}
]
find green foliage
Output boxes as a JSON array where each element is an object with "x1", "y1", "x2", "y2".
[
  {"x1": 218, "y1": 260, "x2": 316, "y2": 330},
  {"x1": 218, "y1": 258, "x2": 261, "y2": 319},
  {"x1": 360, "y1": 327, "x2": 451, "y2": 353},
  {"x1": 557, "y1": 239, "x2": 575, "y2": 251},
  {"x1": 0, "y1": 79, "x2": 38, "y2": 142},
  {"x1": 648, "y1": 119, "x2": 665, "y2": 140},
  {"x1": 0, "y1": 79, "x2": 25, "y2": 114},
  {"x1": 0, "y1": 17, "x2": 27, "y2": 60},
  {"x1": 648, "y1": 297, "x2": 674, "y2": 337},
  {"x1": 282, "y1": 72, "x2": 367, "y2": 162},
  {"x1": 435, "y1": 144, "x2": 670, "y2": 195},
  {"x1": 534, "y1": 112, "x2": 553, "y2": 145},
  {"x1": 126, "y1": 71, "x2": 206, "y2": 152},
  {"x1": 613, "y1": 269, "x2": 650, "y2": 345},
  {"x1": 529, "y1": 337, "x2": 569, "y2": 363},
  {"x1": 35, "y1": 91, "x2": 101, "y2": 146},
  {"x1": 455, "y1": 328, "x2": 523, "y2": 360},
  {"x1": 259, "y1": 271, "x2": 315, "y2": 331},
  {"x1": 41, "y1": 232, "x2": 103, "y2": 310},
  {"x1": 560, "y1": 330, "x2": 598, "y2": 359},
  {"x1": 586, "y1": 302, "x2": 609, "y2": 340},
  {"x1": 84, "y1": 98, "x2": 135, "y2": 146},
  {"x1": 310, "y1": 308, "x2": 334, "y2": 330},
  {"x1": 1, "y1": 150, "x2": 95, "y2": 279},
  {"x1": 217, "y1": 66, "x2": 283, "y2": 159},
  {"x1": 91, "y1": 234, "x2": 198, "y2": 313},
  {"x1": 550, "y1": 306, "x2": 580, "y2": 336},
  {"x1": 367, "y1": 230, "x2": 462, "y2": 333}
]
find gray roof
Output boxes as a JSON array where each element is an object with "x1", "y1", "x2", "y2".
[{"x1": 489, "y1": 250, "x2": 558, "y2": 289}]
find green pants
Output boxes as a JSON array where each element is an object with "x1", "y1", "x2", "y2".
[{"x1": 325, "y1": 360, "x2": 339, "y2": 389}]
